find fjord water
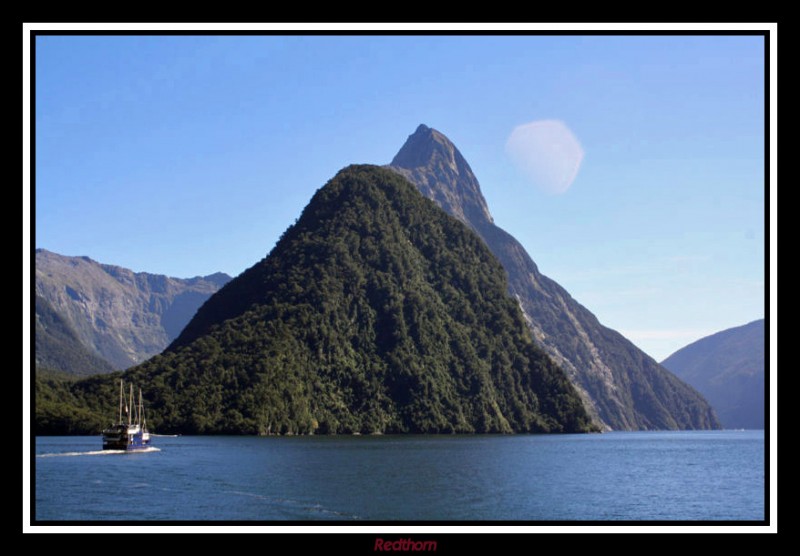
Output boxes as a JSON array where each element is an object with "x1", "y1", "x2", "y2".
[{"x1": 35, "y1": 431, "x2": 763, "y2": 521}]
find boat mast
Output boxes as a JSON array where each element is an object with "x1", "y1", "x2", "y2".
[
  {"x1": 118, "y1": 379, "x2": 124, "y2": 424},
  {"x1": 129, "y1": 383, "x2": 134, "y2": 426},
  {"x1": 139, "y1": 388, "x2": 147, "y2": 432},
  {"x1": 138, "y1": 389, "x2": 143, "y2": 429}
]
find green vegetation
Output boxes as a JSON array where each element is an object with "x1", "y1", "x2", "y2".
[
  {"x1": 389, "y1": 124, "x2": 720, "y2": 431},
  {"x1": 35, "y1": 369, "x2": 116, "y2": 434},
  {"x1": 35, "y1": 295, "x2": 115, "y2": 376},
  {"x1": 36, "y1": 165, "x2": 595, "y2": 435}
]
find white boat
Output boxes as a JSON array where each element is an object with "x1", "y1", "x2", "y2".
[{"x1": 102, "y1": 380, "x2": 151, "y2": 451}]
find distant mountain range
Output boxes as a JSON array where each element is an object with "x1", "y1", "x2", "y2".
[
  {"x1": 662, "y1": 319, "x2": 765, "y2": 429},
  {"x1": 35, "y1": 294, "x2": 115, "y2": 376},
  {"x1": 34, "y1": 249, "x2": 230, "y2": 372},
  {"x1": 389, "y1": 124, "x2": 719, "y2": 430}
]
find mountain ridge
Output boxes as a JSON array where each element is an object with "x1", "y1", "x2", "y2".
[
  {"x1": 35, "y1": 249, "x2": 231, "y2": 370},
  {"x1": 34, "y1": 294, "x2": 116, "y2": 376},
  {"x1": 662, "y1": 319, "x2": 765, "y2": 429},
  {"x1": 389, "y1": 124, "x2": 719, "y2": 431},
  {"x1": 45, "y1": 165, "x2": 595, "y2": 435}
]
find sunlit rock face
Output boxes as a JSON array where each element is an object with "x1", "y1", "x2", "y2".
[{"x1": 389, "y1": 124, "x2": 720, "y2": 431}]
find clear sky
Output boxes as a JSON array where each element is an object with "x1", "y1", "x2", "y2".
[{"x1": 34, "y1": 33, "x2": 766, "y2": 361}]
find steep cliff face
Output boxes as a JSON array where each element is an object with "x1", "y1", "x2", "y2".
[
  {"x1": 391, "y1": 126, "x2": 494, "y2": 226},
  {"x1": 663, "y1": 319, "x2": 765, "y2": 429},
  {"x1": 35, "y1": 294, "x2": 116, "y2": 375},
  {"x1": 35, "y1": 249, "x2": 231, "y2": 369},
  {"x1": 390, "y1": 124, "x2": 719, "y2": 430}
]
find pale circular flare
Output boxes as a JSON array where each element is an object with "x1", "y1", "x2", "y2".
[{"x1": 506, "y1": 120, "x2": 585, "y2": 195}]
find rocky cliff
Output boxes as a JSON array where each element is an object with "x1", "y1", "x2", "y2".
[
  {"x1": 389, "y1": 124, "x2": 719, "y2": 430},
  {"x1": 35, "y1": 249, "x2": 231, "y2": 369}
]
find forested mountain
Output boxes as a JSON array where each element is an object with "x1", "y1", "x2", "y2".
[
  {"x1": 389, "y1": 124, "x2": 719, "y2": 430},
  {"x1": 37, "y1": 165, "x2": 595, "y2": 435}
]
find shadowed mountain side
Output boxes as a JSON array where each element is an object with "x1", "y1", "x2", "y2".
[{"x1": 663, "y1": 319, "x2": 765, "y2": 429}]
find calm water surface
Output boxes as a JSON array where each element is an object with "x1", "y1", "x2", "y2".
[{"x1": 34, "y1": 431, "x2": 764, "y2": 521}]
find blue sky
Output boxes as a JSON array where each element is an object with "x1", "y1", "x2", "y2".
[{"x1": 34, "y1": 34, "x2": 766, "y2": 360}]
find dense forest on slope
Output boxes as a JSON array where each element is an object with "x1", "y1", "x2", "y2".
[
  {"x1": 35, "y1": 369, "x2": 117, "y2": 435},
  {"x1": 36, "y1": 165, "x2": 595, "y2": 436},
  {"x1": 389, "y1": 124, "x2": 720, "y2": 431}
]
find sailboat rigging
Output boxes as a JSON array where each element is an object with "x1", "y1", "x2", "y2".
[{"x1": 102, "y1": 379, "x2": 152, "y2": 451}]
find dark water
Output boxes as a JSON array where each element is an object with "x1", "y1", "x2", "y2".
[{"x1": 34, "y1": 431, "x2": 764, "y2": 521}]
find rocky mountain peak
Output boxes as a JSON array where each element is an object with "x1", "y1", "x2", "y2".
[
  {"x1": 391, "y1": 124, "x2": 454, "y2": 170},
  {"x1": 389, "y1": 125, "x2": 720, "y2": 431},
  {"x1": 389, "y1": 124, "x2": 494, "y2": 226}
]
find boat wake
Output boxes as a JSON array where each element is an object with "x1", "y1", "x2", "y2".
[{"x1": 37, "y1": 447, "x2": 161, "y2": 458}]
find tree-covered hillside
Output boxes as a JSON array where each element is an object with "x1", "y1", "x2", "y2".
[
  {"x1": 37, "y1": 165, "x2": 595, "y2": 436},
  {"x1": 389, "y1": 123, "x2": 720, "y2": 431}
]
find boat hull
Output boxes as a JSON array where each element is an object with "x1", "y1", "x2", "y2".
[
  {"x1": 102, "y1": 424, "x2": 151, "y2": 451},
  {"x1": 102, "y1": 436, "x2": 151, "y2": 451}
]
